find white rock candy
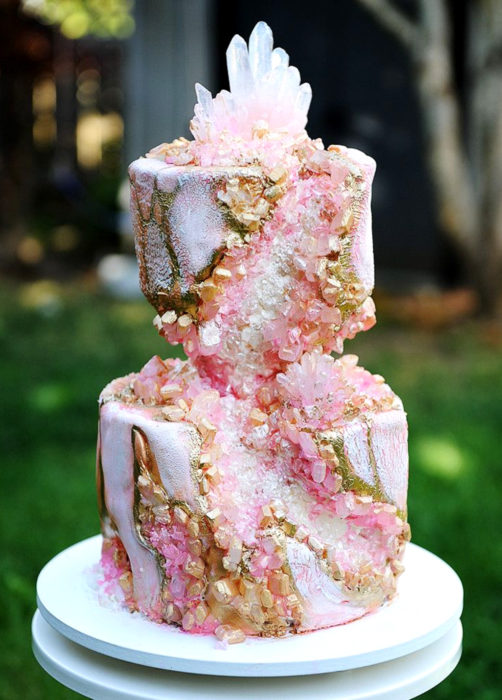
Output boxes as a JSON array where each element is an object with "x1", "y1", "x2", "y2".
[{"x1": 191, "y1": 21, "x2": 312, "y2": 142}]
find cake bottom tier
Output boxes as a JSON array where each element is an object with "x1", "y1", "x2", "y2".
[{"x1": 97, "y1": 357, "x2": 410, "y2": 642}]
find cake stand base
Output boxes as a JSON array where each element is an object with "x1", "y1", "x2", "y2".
[{"x1": 32, "y1": 611, "x2": 462, "y2": 700}]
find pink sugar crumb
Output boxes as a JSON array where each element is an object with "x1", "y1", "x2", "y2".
[
  {"x1": 98, "y1": 536, "x2": 132, "y2": 605},
  {"x1": 275, "y1": 354, "x2": 398, "y2": 470},
  {"x1": 142, "y1": 518, "x2": 217, "y2": 634},
  {"x1": 133, "y1": 355, "x2": 171, "y2": 403}
]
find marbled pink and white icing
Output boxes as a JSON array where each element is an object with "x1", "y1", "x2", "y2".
[{"x1": 97, "y1": 22, "x2": 410, "y2": 642}]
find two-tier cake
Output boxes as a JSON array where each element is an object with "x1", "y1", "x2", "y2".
[{"x1": 96, "y1": 22, "x2": 410, "y2": 644}]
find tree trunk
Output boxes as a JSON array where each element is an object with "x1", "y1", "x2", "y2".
[
  {"x1": 0, "y1": 62, "x2": 34, "y2": 264},
  {"x1": 356, "y1": 0, "x2": 502, "y2": 316},
  {"x1": 473, "y1": 251, "x2": 502, "y2": 317},
  {"x1": 54, "y1": 32, "x2": 77, "y2": 174},
  {"x1": 0, "y1": 1, "x2": 52, "y2": 270},
  {"x1": 467, "y1": 0, "x2": 502, "y2": 315},
  {"x1": 412, "y1": 1, "x2": 479, "y2": 264}
]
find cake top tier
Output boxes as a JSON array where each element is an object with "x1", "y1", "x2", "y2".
[{"x1": 130, "y1": 22, "x2": 377, "y2": 396}]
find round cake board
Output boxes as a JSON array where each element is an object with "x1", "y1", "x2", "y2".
[
  {"x1": 32, "y1": 612, "x2": 462, "y2": 700},
  {"x1": 36, "y1": 535, "x2": 463, "y2": 678}
]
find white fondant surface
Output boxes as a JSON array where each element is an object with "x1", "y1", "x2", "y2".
[
  {"x1": 371, "y1": 410, "x2": 409, "y2": 509},
  {"x1": 99, "y1": 402, "x2": 200, "y2": 610},
  {"x1": 286, "y1": 538, "x2": 367, "y2": 629},
  {"x1": 100, "y1": 405, "x2": 162, "y2": 611},
  {"x1": 343, "y1": 419, "x2": 375, "y2": 487},
  {"x1": 101, "y1": 402, "x2": 198, "y2": 509},
  {"x1": 129, "y1": 158, "x2": 166, "y2": 219},
  {"x1": 37, "y1": 536, "x2": 463, "y2": 677},
  {"x1": 345, "y1": 148, "x2": 376, "y2": 292},
  {"x1": 167, "y1": 176, "x2": 227, "y2": 287},
  {"x1": 143, "y1": 219, "x2": 175, "y2": 289}
]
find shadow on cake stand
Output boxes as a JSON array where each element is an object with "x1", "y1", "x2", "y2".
[{"x1": 32, "y1": 535, "x2": 463, "y2": 699}]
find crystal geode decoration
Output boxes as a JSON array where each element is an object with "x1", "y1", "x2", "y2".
[{"x1": 191, "y1": 21, "x2": 312, "y2": 142}]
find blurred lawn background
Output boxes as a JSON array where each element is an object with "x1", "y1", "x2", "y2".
[{"x1": 1, "y1": 280, "x2": 501, "y2": 699}]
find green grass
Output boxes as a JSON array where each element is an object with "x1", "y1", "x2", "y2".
[{"x1": 1, "y1": 280, "x2": 500, "y2": 698}]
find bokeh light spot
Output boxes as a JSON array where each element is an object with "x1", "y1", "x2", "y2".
[
  {"x1": 17, "y1": 237, "x2": 44, "y2": 265},
  {"x1": 61, "y1": 12, "x2": 90, "y2": 39},
  {"x1": 415, "y1": 436, "x2": 467, "y2": 479},
  {"x1": 51, "y1": 225, "x2": 80, "y2": 252},
  {"x1": 19, "y1": 280, "x2": 63, "y2": 315},
  {"x1": 29, "y1": 383, "x2": 72, "y2": 412}
]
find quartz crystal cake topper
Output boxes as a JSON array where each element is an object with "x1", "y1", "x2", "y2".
[
  {"x1": 97, "y1": 22, "x2": 410, "y2": 643},
  {"x1": 191, "y1": 21, "x2": 312, "y2": 141}
]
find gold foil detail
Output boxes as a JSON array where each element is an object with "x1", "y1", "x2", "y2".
[
  {"x1": 260, "y1": 589, "x2": 274, "y2": 608},
  {"x1": 195, "y1": 602, "x2": 209, "y2": 624},
  {"x1": 187, "y1": 519, "x2": 200, "y2": 538},
  {"x1": 315, "y1": 429, "x2": 385, "y2": 503},
  {"x1": 188, "y1": 580, "x2": 205, "y2": 598},
  {"x1": 249, "y1": 408, "x2": 267, "y2": 426},
  {"x1": 185, "y1": 557, "x2": 205, "y2": 579},
  {"x1": 268, "y1": 572, "x2": 290, "y2": 596},
  {"x1": 173, "y1": 505, "x2": 189, "y2": 525}
]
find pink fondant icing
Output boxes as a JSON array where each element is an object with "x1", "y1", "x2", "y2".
[
  {"x1": 343, "y1": 419, "x2": 375, "y2": 488},
  {"x1": 371, "y1": 410, "x2": 409, "y2": 511}
]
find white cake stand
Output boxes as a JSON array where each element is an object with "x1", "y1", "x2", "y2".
[
  {"x1": 33, "y1": 535, "x2": 463, "y2": 698},
  {"x1": 33, "y1": 612, "x2": 462, "y2": 700}
]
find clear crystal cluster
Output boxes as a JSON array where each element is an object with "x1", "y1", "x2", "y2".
[{"x1": 191, "y1": 22, "x2": 312, "y2": 142}]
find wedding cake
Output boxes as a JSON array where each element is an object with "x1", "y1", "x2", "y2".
[{"x1": 97, "y1": 22, "x2": 410, "y2": 643}]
